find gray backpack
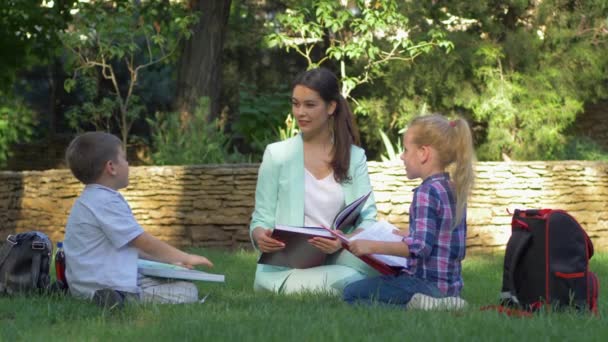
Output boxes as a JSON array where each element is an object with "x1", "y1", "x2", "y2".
[{"x1": 0, "y1": 231, "x2": 52, "y2": 295}]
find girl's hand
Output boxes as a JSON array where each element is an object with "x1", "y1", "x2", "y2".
[
  {"x1": 348, "y1": 240, "x2": 377, "y2": 256},
  {"x1": 392, "y1": 229, "x2": 408, "y2": 237},
  {"x1": 309, "y1": 237, "x2": 342, "y2": 254},
  {"x1": 252, "y1": 227, "x2": 285, "y2": 253}
]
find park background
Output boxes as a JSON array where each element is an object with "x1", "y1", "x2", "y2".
[
  {"x1": 1, "y1": 0, "x2": 607, "y2": 250},
  {"x1": 2, "y1": 2, "x2": 608, "y2": 340}
]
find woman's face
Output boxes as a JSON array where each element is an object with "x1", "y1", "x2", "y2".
[{"x1": 291, "y1": 85, "x2": 336, "y2": 138}]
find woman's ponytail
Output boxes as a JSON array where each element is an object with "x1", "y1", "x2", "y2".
[{"x1": 331, "y1": 95, "x2": 359, "y2": 183}]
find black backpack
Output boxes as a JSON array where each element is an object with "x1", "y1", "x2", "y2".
[
  {"x1": 500, "y1": 209, "x2": 599, "y2": 314},
  {"x1": 0, "y1": 231, "x2": 52, "y2": 295}
]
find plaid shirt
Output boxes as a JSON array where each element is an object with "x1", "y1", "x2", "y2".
[{"x1": 403, "y1": 173, "x2": 467, "y2": 296}]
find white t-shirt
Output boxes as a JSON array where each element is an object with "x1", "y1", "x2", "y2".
[
  {"x1": 64, "y1": 184, "x2": 144, "y2": 299},
  {"x1": 303, "y1": 169, "x2": 344, "y2": 228}
]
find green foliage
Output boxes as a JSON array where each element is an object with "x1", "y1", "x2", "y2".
[
  {"x1": 278, "y1": 114, "x2": 300, "y2": 141},
  {"x1": 0, "y1": 91, "x2": 36, "y2": 166},
  {"x1": 148, "y1": 98, "x2": 245, "y2": 165},
  {"x1": 456, "y1": 45, "x2": 584, "y2": 160},
  {"x1": 560, "y1": 136, "x2": 608, "y2": 161},
  {"x1": 233, "y1": 84, "x2": 292, "y2": 155},
  {"x1": 60, "y1": 0, "x2": 197, "y2": 150},
  {"x1": 266, "y1": 0, "x2": 452, "y2": 99},
  {"x1": 378, "y1": 129, "x2": 403, "y2": 162},
  {"x1": 0, "y1": 0, "x2": 75, "y2": 91},
  {"x1": 264, "y1": 0, "x2": 452, "y2": 160},
  {"x1": 362, "y1": 0, "x2": 608, "y2": 161}
]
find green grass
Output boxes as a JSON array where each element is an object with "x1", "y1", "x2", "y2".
[{"x1": 1, "y1": 250, "x2": 607, "y2": 341}]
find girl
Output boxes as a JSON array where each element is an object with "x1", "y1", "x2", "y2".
[
  {"x1": 343, "y1": 114, "x2": 475, "y2": 310},
  {"x1": 250, "y1": 68, "x2": 378, "y2": 294}
]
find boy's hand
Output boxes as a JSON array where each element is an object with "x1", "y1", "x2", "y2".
[
  {"x1": 181, "y1": 254, "x2": 213, "y2": 269},
  {"x1": 309, "y1": 236, "x2": 341, "y2": 254},
  {"x1": 348, "y1": 240, "x2": 377, "y2": 256},
  {"x1": 252, "y1": 227, "x2": 285, "y2": 253}
]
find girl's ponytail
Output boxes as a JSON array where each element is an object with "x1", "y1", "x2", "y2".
[{"x1": 447, "y1": 119, "x2": 475, "y2": 229}]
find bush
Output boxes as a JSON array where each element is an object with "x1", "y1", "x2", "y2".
[
  {"x1": 0, "y1": 91, "x2": 36, "y2": 167},
  {"x1": 147, "y1": 98, "x2": 245, "y2": 165},
  {"x1": 559, "y1": 136, "x2": 608, "y2": 161}
]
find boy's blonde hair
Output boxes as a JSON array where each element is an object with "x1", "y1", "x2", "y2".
[
  {"x1": 65, "y1": 132, "x2": 123, "y2": 184},
  {"x1": 408, "y1": 114, "x2": 475, "y2": 228}
]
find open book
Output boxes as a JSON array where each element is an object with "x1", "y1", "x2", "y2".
[
  {"x1": 329, "y1": 191, "x2": 372, "y2": 232},
  {"x1": 257, "y1": 191, "x2": 372, "y2": 269},
  {"x1": 335, "y1": 220, "x2": 408, "y2": 275},
  {"x1": 257, "y1": 225, "x2": 335, "y2": 268},
  {"x1": 137, "y1": 259, "x2": 225, "y2": 283},
  {"x1": 258, "y1": 219, "x2": 408, "y2": 275}
]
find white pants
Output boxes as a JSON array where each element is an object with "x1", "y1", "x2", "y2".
[{"x1": 137, "y1": 273, "x2": 199, "y2": 304}]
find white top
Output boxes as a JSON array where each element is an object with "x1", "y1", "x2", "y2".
[
  {"x1": 64, "y1": 184, "x2": 144, "y2": 299},
  {"x1": 303, "y1": 169, "x2": 345, "y2": 228}
]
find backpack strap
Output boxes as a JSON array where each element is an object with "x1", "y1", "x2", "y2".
[
  {"x1": 501, "y1": 221, "x2": 532, "y2": 306},
  {"x1": 0, "y1": 235, "x2": 18, "y2": 267},
  {"x1": 31, "y1": 250, "x2": 42, "y2": 289}
]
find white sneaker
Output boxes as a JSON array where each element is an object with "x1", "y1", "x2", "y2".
[{"x1": 406, "y1": 293, "x2": 468, "y2": 311}]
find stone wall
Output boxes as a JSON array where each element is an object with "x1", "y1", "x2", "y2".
[{"x1": 1, "y1": 161, "x2": 607, "y2": 253}]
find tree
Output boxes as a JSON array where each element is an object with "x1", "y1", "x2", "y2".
[
  {"x1": 0, "y1": 0, "x2": 75, "y2": 166},
  {"x1": 0, "y1": 95, "x2": 36, "y2": 166},
  {"x1": 266, "y1": 0, "x2": 452, "y2": 101},
  {"x1": 175, "y1": 0, "x2": 232, "y2": 120},
  {"x1": 262, "y1": 0, "x2": 451, "y2": 156},
  {"x1": 0, "y1": 0, "x2": 74, "y2": 91},
  {"x1": 60, "y1": 0, "x2": 197, "y2": 152},
  {"x1": 375, "y1": 0, "x2": 608, "y2": 160}
]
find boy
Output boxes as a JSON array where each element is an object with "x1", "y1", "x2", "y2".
[{"x1": 63, "y1": 132, "x2": 213, "y2": 308}]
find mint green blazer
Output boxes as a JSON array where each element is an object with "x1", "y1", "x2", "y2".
[
  {"x1": 249, "y1": 134, "x2": 377, "y2": 234},
  {"x1": 249, "y1": 134, "x2": 378, "y2": 292}
]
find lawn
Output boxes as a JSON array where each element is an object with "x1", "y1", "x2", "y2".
[{"x1": 1, "y1": 249, "x2": 606, "y2": 341}]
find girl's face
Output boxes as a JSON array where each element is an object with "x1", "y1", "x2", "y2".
[
  {"x1": 291, "y1": 85, "x2": 336, "y2": 138},
  {"x1": 400, "y1": 129, "x2": 424, "y2": 180}
]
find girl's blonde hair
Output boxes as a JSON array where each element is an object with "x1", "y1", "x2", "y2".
[{"x1": 408, "y1": 114, "x2": 476, "y2": 228}]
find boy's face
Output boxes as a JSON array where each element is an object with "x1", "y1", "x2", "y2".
[{"x1": 111, "y1": 147, "x2": 130, "y2": 189}]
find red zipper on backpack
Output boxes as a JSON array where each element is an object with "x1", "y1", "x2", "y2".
[{"x1": 554, "y1": 272, "x2": 584, "y2": 279}]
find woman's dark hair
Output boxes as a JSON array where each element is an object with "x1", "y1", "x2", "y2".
[{"x1": 292, "y1": 67, "x2": 360, "y2": 183}]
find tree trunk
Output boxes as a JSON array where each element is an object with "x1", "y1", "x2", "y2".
[{"x1": 175, "y1": 0, "x2": 232, "y2": 120}]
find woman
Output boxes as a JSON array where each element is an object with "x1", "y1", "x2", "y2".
[{"x1": 250, "y1": 67, "x2": 378, "y2": 294}]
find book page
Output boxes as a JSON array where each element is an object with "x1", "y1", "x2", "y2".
[
  {"x1": 349, "y1": 221, "x2": 408, "y2": 268},
  {"x1": 332, "y1": 191, "x2": 371, "y2": 231},
  {"x1": 349, "y1": 221, "x2": 404, "y2": 243},
  {"x1": 274, "y1": 224, "x2": 334, "y2": 238}
]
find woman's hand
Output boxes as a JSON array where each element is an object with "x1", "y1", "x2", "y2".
[
  {"x1": 252, "y1": 227, "x2": 285, "y2": 253},
  {"x1": 309, "y1": 237, "x2": 342, "y2": 254}
]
